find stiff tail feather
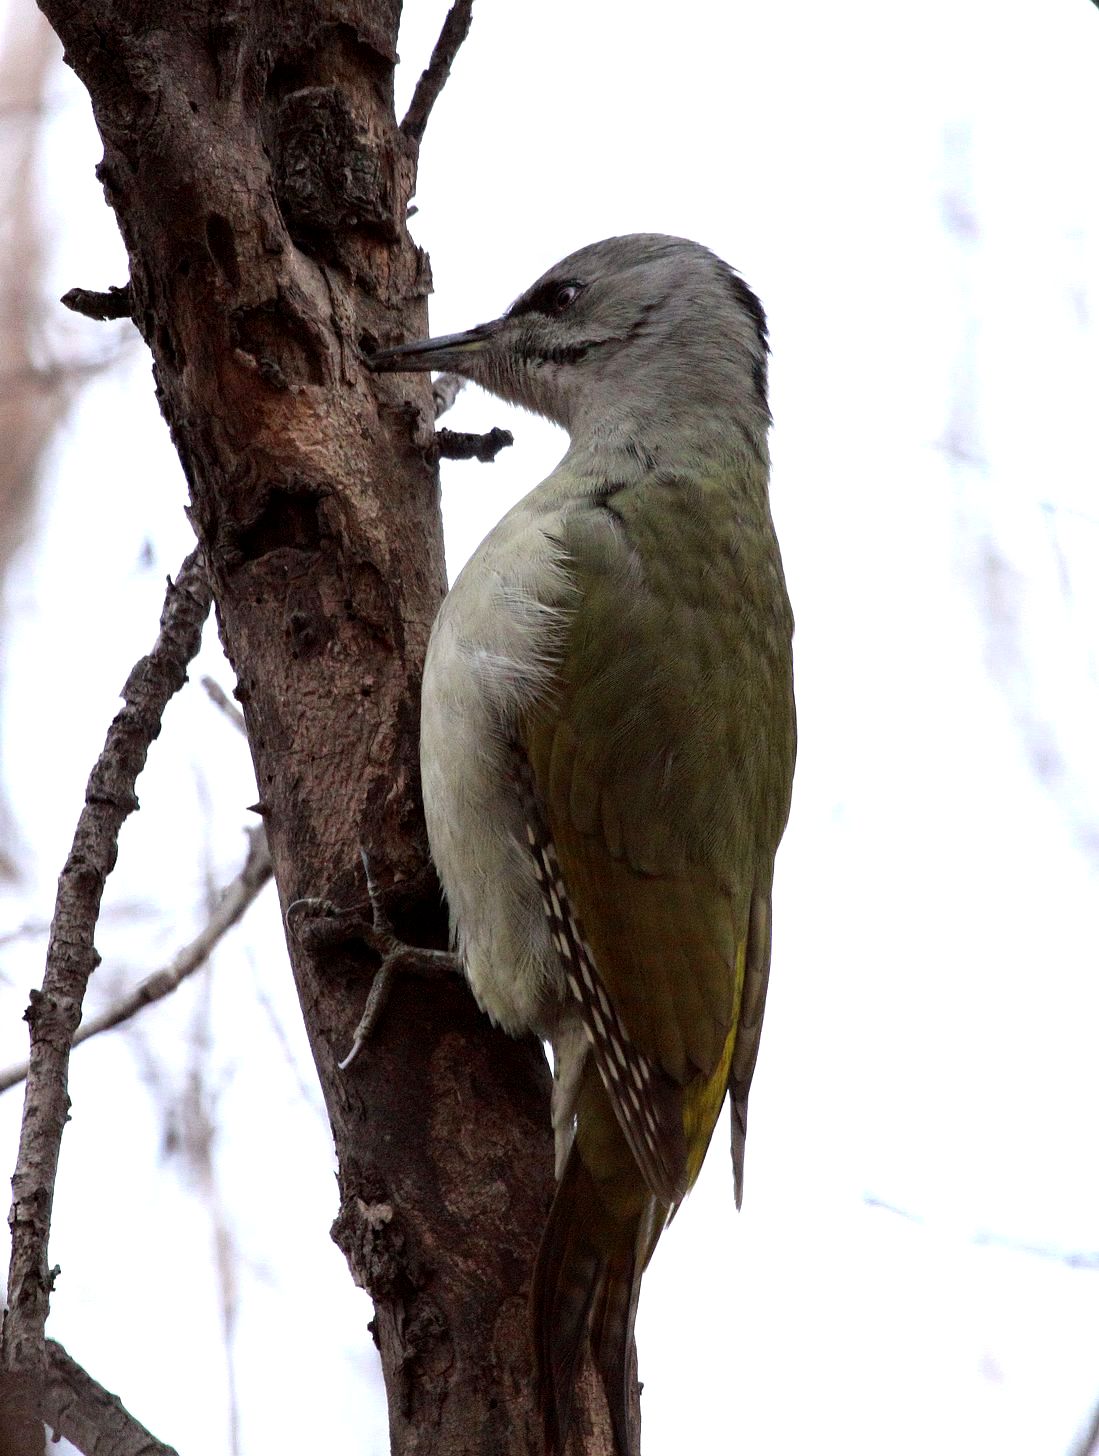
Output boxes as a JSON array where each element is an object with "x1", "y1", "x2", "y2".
[
  {"x1": 588, "y1": 1238, "x2": 641, "y2": 1456},
  {"x1": 532, "y1": 1137, "x2": 662, "y2": 1456},
  {"x1": 534, "y1": 1009, "x2": 737, "y2": 1455}
]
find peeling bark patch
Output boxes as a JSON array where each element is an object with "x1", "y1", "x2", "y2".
[
  {"x1": 332, "y1": 1193, "x2": 420, "y2": 1300},
  {"x1": 272, "y1": 87, "x2": 395, "y2": 250},
  {"x1": 264, "y1": 18, "x2": 399, "y2": 102},
  {"x1": 331, "y1": 1190, "x2": 458, "y2": 1421}
]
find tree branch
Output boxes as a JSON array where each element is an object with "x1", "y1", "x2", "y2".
[
  {"x1": 400, "y1": 0, "x2": 475, "y2": 147},
  {"x1": 0, "y1": 826, "x2": 271, "y2": 1095},
  {"x1": 436, "y1": 425, "x2": 513, "y2": 462},
  {"x1": 43, "y1": 1339, "x2": 178, "y2": 1456},
  {"x1": 21, "y1": 3, "x2": 598, "y2": 1447},
  {"x1": 200, "y1": 675, "x2": 247, "y2": 733},
  {"x1": 60, "y1": 283, "x2": 132, "y2": 322},
  {"x1": 2, "y1": 549, "x2": 211, "y2": 1381}
]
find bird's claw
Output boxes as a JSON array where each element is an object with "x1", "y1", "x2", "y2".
[
  {"x1": 339, "y1": 935, "x2": 461, "y2": 1072},
  {"x1": 289, "y1": 848, "x2": 460, "y2": 1072},
  {"x1": 285, "y1": 895, "x2": 360, "y2": 939}
]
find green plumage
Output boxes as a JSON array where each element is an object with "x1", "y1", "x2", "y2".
[{"x1": 521, "y1": 467, "x2": 794, "y2": 1086}]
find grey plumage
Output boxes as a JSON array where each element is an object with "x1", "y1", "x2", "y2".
[{"x1": 368, "y1": 234, "x2": 795, "y2": 1456}]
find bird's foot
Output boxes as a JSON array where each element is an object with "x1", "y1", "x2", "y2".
[
  {"x1": 335, "y1": 929, "x2": 460, "y2": 1072},
  {"x1": 285, "y1": 850, "x2": 460, "y2": 1071}
]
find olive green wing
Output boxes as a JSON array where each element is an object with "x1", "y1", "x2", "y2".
[
  {"x1": 519, "y1": 480, "x2": 793, "y2": 1203},
  {"x1": 728, "y1": 886, "x2": 773, "y2": 1207}
]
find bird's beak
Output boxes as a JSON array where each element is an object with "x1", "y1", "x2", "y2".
[{"x1": 366, "y1": 317, "x2": 503, "y2": 373}]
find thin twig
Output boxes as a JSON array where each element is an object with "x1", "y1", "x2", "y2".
[
  {"x1": 201, "y1": 675, "x2": 247, "y2": 734},
  {"x1": 400, "y1": 0, "x2": 474, "y2": 147},
  {"x1": 436, "y1": 426, "x2": 512, "y2": 463},
  {"x1": 252, "y1": 970, "x2": 327, "y2": 1120},
  {"x1": 180, "y1": 967, "x2": 242, "y2": 1456},
  {"x1": 863, "y1": 1194, "x2": 1099, "y2": 1268},
  {"x1": 1071, "y1": 1397, "x2": 1099, "y2": 1456},
  {"x1": 0, "y1": 827, "x2": 272, "y2": 1095},
  {"x1": 59, "y1": 282, "x2": 132, "y2": 321},
  {"x1": 43, "y1": 1337, "x2": 179, "y2": 1456},
  {"x1": 0, "y1": 918, "x2": 50, "y2": 948},
  {"x1": 0, "y1": 900, "x2": 162, "y2": 949},
  {"x1": 2, "y1": 548, "x2": 212, "y2": 1382}
]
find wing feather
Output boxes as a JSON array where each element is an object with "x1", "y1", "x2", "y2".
[{"x1": 518, "y1": 476, "x2": 793, "y2": 1200}]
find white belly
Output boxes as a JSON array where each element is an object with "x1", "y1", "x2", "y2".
[{"x1": 419, "y1": 500, "x2": 573, "y2": 1036}]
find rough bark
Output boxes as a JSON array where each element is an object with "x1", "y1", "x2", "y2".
[
  {"x1": 42, "y1": 1340, "x2": 180, "y2": 1456},
  {"x1": 22, "y1": 2, "x2": 613, "y2": 1452}
]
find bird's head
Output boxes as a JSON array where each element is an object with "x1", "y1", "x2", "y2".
[{"x1": 367, "y1": 234, "x2": 770, "y2": 447}]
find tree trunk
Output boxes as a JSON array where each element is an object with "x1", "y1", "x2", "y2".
[{"x1": 28, "y1": 1, "x2": 614, "y2": 1450}]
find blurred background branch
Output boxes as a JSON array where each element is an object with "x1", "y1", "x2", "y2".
[
  {"x1": 0, "y1": 6, "x2": 135, "y2": 885},
  {"x1": 0, "y1": 823, "x2": 271, "y2": 1095}
]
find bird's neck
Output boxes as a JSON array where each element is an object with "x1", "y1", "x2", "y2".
[{"x1": 562, "y1": 398, "x2": 770, "y2": 498}]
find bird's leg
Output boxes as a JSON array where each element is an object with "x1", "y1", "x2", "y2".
[
  {"x1": 335, "y1": 850, "x2": 461, "y2": 1069},
  {"x1": 285, "y1": 849, "x2": 461, "y2": 1070}
]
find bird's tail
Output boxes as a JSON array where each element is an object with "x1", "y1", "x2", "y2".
[{"x1": 532, "y1": 1070, "x2": 668, "y2": 1456}]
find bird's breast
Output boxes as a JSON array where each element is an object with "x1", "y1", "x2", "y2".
[{"x1": 419, "y1": 502, "x2": 575, "y2": 1035}]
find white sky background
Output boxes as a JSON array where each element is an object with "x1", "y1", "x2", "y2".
[{"x1": 1, "y1": 1, "x2": 1097, "y2": 1453}]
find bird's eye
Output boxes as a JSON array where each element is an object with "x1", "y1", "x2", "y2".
[{"x1": 552, "y1": 283, "x2": 582, "y2": 312}]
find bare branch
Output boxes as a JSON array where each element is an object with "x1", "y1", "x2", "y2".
[
  {"x1": 0, "y1": 900, "x2": 162, "y2": 949},
  {"x1": 60, "y1": 282, "x2": 133, "y2": 321},
  {"x1": 26, "y1": 2, "x2": 568, "y2": 1443},
  {"x1": 436, "y1": 425, "x2": 512, "y2": 463},
  {"x1": 43, "y1": 1338, "x2": 179, "y2": 1456},
  {"x1": 429, "y1": 377, "x2": 514, "y2": 460},
  {"x1": 2, "y1": 548, "x2": 212, "y2": 1380},
  {"x1": 178, "y1": 974, "x2": 241, "y2": 1456},
  {"x1": 400, "y1": 0, "x2": 475, "y2": 147},
  {"x1": 0, "y1": 827, "x2": 272, "y2": 1095}
]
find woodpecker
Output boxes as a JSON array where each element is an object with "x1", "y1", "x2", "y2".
[{"x1": 368, "y1": 234, "x2": 796, "y2": 1456}]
